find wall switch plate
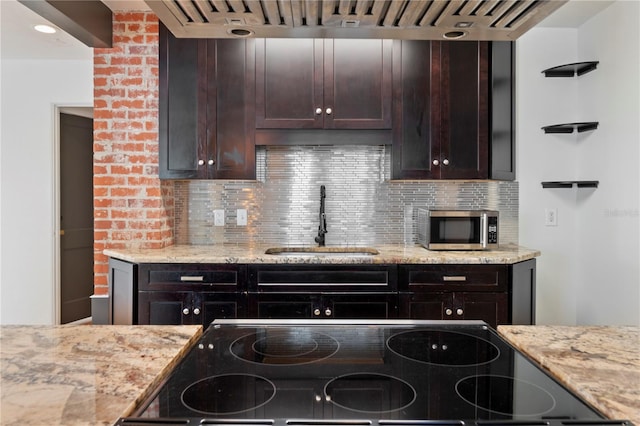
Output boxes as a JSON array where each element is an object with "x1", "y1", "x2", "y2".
[
  {"x1": 545, "y1": 208, "x2": 558, "y2": 226},
  {"x1": 214, "y1": 209, "x2": 225, "y2": 226},
  {"x1": 237, "y1": 209, "x2": 247, "y2": 226}
]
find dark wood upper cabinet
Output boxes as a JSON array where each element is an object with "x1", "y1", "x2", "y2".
[
  {"x1": 255, "y1": 38, "x2": 393, "y2": 130},
  {"x1": 393, "y1": 40, "x2": 514, "y2": 180},
  {"x1": 158, "y1": 24, "x2": 255, "y2": 180}
]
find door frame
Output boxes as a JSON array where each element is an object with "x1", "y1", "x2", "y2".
[{"x1": 53, "y1": 105, "x2": 93, "y2": 324}]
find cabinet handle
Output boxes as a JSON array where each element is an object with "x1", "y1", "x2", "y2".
[
  {"x1": 180, "y1": 276, "x2": 204, "y2": 282},
  {"x1": 324, "y1": 308, "x2": 332, "y2": 317},
  {"x1": 432, "y1": 159, "x2": 439, "y2": 166},
  {"x1": 315, "y1": 108, "x2": 322, "y2": 115},
  {"x1": 325, "y1": 107, "x2": 332, "y2": 115},
  {"x1": 198, "y1": 160, "x2": 205, "y2": 166},
  {"x1": 445, "y1": 308, "x2": 453, "y2": 316},
  {"x1": 456, "y1": 308, "x2": 464, "y2": 316},
  {"x1": 182, "y1": 308, "x2": 190, "y2": 315},
  {"x1": 193, "y1": 307, "x2": 201, "y2": 315},
  {"x1": 443, "y1": 158, "x2": 450, "y2": 166},
  {"x1": 314, "y1": 308, "x2": 321, "y2": 316},
  {"x1": 443, "y1": 276, "x2": 467, "y2": 282},
  {"x1": 208, "y1": 159, "x2": 214, "y2": 165}
]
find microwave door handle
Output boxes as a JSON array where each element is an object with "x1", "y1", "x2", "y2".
[{"x1": 480, "y1": 212, "x2": 488, "y2": 248}]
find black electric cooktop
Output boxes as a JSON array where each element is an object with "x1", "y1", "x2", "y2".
[{"x1": 118, "y1": 320, "x2": 632, "y2": 426}]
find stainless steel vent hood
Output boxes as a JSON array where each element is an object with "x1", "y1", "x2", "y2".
[{"x1": 145, "y1": 0, "x2": 568, "y2": 40}]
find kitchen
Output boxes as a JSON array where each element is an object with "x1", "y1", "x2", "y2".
[{"x1": 0, "y1": 0, "x2": 639, "y2": 424}]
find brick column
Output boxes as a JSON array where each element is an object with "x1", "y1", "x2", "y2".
[{"x1": 93, "y1": 12, "x2": 173, "y2": 295}]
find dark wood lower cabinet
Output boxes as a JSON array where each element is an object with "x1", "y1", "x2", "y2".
[
  {"x1": 138, "y1": 291, "x2": 244, "y2": 326},
  {"x1": 251, "y1": 293, "x2": 396, "y2": 319},
  {"x1": 123, "y1": 260, "x2": 534, "y2": 327},
  {"x1": 399, "y1": 291, "x2": 508, "y2": 328}
]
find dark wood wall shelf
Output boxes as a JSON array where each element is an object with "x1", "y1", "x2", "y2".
[
  {"x1": 542, "y1": 122, "x2": 599, "y2": 134},
  {"x1": 541, "y1": 181, "x2": 599, "y2": 189},
  {"x1": 542, "y1": 61, "x2": 599, "y2": 77}
]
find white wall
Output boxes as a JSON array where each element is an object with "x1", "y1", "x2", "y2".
[
  {"x1": 0, "y1": 59, "x2": 93, "y2": 324},
  {"x1": 517, "y1": 1, "x2": 640, "y2": 325}
]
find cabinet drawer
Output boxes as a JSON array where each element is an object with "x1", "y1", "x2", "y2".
[
  {"x1": 138, "y1": 264, "x2": 247, "y2": 291},
  {"x1": 248, "y1": 265, "x2": 397, "y2": 292},
  {"x1": 399, "y1": 264, "x2": 507, "y2": 292}
]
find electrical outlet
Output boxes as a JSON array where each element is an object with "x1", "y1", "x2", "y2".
[
  {"x1": 237, "y1": 209, "x2": 247, "y2": 226},
  {"x1": 214, "y1": 209, "x2": 225, "y2": 226},
  {"x1": 545, "y1": 208, "x2": 558, "y2": 226}
]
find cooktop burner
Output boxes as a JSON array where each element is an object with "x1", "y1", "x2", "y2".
[
  {"x1": 386, "y1": 329, "x2": 500, "y2": 366},
  {"x1": 230, "y1": 329, "x2": 339, "y2": 365},
  {"x1": 121, "y1": 320, "x2": 627, "y2": 426},
  {"x1": 182, "y1": 373, "x2": 276, "y2": 415}
]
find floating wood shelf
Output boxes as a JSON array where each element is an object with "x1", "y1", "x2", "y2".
[
  {"x1": 542, "y1": 61, "x2": 599, "y2": 77},
  {"x1": 541, "y1": 181, "x2": 599, "y2": 189},
  {"x1": 542, "y1": 122, "x2": 599, "y2": 134}
]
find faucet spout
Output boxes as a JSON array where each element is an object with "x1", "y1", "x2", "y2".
[{"x1": 314, "y1": 185, "x2": 327, "y2": 246}]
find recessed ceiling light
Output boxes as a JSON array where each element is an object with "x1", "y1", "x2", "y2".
[{"x1": 34, "y1": 24, "x2": 57, "y2": 34}]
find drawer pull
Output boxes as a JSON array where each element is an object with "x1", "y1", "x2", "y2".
[
  {"x1": 180, "y1": 276, "x2": 204, "y2": 282},
  {"x1": 443, "y1": 276, "x2": 467, "y2": 282}
]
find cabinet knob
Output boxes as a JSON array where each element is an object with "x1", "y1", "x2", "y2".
[
  {"x1": 325, "y1": 107, "x2": 332, "y2": 115},
  {"x1": 193, "y1": 307, "x2": 201, "y2": 315},
  {"x1": 456, "y1": 308, "x2": 463, "y2": 316},
  {"x1": 314, "y1": 308, "x2": 321, "y2": 316},
  {"x1": 324, "y1": 308, "x2": 332, "y2": 317},
  {"x1": 445, "y1": 308, "x2": 453, "y2": 316},
  {"x1": 208, "y1": 159, "x2": 214, "y2": 166},
  {"x1": 443, "y1": 158, "x2": 450, "y2": 166},
  {"x1": 315, "y1": 108, "x2": 323, "y2": 115},
  {"x1": 432, "y1": 159, "x2": 439, "y2": 166},
  {"x1": 198, "y1": 160, "x2": 205, "y2": 166},
  {"x1": 182, "y1": 308, "x2": 190, "y2": 315}
]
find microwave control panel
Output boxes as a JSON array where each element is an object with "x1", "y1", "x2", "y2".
[{"x1": 488, "y1": 216, "x2": 498, "y2": 244}]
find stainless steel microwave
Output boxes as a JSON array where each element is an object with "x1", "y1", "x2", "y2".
[{"x1": 417, "y1": 209, "x2": 499, "y2": 250}]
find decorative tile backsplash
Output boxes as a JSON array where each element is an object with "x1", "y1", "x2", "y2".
[{"x1": 175, "y1": 145, "x2": 518, "y2": 246}]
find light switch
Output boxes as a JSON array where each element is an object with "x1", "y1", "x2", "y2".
[
  {"x1": 214, "y1": 209, "x2": 225, "y2": 226},
  {"x1": 237, "y1": 209, "x2": 247, "y2": 226}
]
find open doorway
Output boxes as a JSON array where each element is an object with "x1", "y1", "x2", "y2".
[{"x1": 57, "y1": 107, "x2": 94, "y2": 324}]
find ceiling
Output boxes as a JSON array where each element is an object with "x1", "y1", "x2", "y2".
[{"x1": 0, "y1": 0, "x2": 615, "y2": 60}]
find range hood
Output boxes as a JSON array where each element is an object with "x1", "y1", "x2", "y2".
[{"x1": 145, "y1": 0, "x2": 568, "y2": 41}]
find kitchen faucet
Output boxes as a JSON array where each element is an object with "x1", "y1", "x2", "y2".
[{"x1": 314, "y1": 185, "x2": 327, "y2": 246}]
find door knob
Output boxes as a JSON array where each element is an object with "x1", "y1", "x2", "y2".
[
  {"x1": 445, "y1": 308, "x2": 453, "y2": 316},
  {"x1": 314, "y1": 308, "x2": 321, "y2": 316},
  {"x1": 315, "y1": 108, "x2": 322, "y2": 115},
  {"x1": 208, "y1": 159, "x2": 214, "y2": 165},
  {"x1": 182, "y1": 308, "x2": 190, "y2": 315},
  {"x1": 325, "y1": 107, "x2": 332, "y2": 115},
  {"x1": 456, "y1": 308, "x2": 464, "y2": 316},
  {"x1": 443, "y1": 158, "x2": 450, "y2": 166},
  {"x1": 193, "y1": 308, "x2": 201, "y2": 315},
  {"x1": 433, "y1": 159, "x2": 439, "y2": 166},
  {"x1": 198, "y1": 159, "x2": 204, "y2": 166},
  {"x1": 324, "y1": 308, "x2": 332, "y2": 316}
]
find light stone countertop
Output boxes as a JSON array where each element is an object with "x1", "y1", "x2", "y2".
[
  {"x1": 498, "y1": 325, "x2": 640, "y2": 425},
  {"x1": 104, "y1": 243, "x2": 540, "y2": 264},
  {"x1": 0, "y1": 324, "x2": 203, "y2": 425}
]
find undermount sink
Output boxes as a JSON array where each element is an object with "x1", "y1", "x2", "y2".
[{"x1": 265, "y1": 247, "x2": 379, "y2": 257}]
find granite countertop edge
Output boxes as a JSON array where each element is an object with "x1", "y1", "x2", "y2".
[
  {"x1": 104, "y1": 243, "x2": 540, "y2": 265},
  {"x1": 498, "y1": 325, "x2": 640, "y2": 425}
]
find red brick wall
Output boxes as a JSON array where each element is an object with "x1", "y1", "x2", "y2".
[{"x1": 93, "y1": 12, "x2": 173, "y2": 295}]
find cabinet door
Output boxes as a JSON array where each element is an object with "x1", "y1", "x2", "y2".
[
  {"x1": 252, "y1": 293, "x2": 318, "y2": 319},
  {"x1": 328, "y1": 294, "x2": 395, "y2": 319},
  {"x1": 206, "y1": 39, "x2": 256, "y2": 179},
  {"x1": 255, "y1": 38, "x2": 324, "y2": 129},
  {"x1": 439, "y1": 41, "x2": 489, "y2": 179},
  {"x1": 399, "y1": 292, "x2": 450, "y2": 321},
  {"x1": 457, "y1": 292, "x2": 508, "y2": 328},
  {"x1": 392, "y1": 40, "x2": 440, "y2": 179},
  {"x1": 138, "y1": 291, "x2": 193, "y2": 325},
  {"x1": 324, "y1": 39, "x2": 392, "y2": 129},
  {"x1": 158, "y1": 24, "x2": 206, "y2": 179},
  {"x1": 198, "y1": 292, "x2": 245, "y2": 326}
]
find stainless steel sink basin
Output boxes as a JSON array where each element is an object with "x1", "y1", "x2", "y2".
[{"x1": 265, "y1": 247, "x2": 379, "y2": 257}]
